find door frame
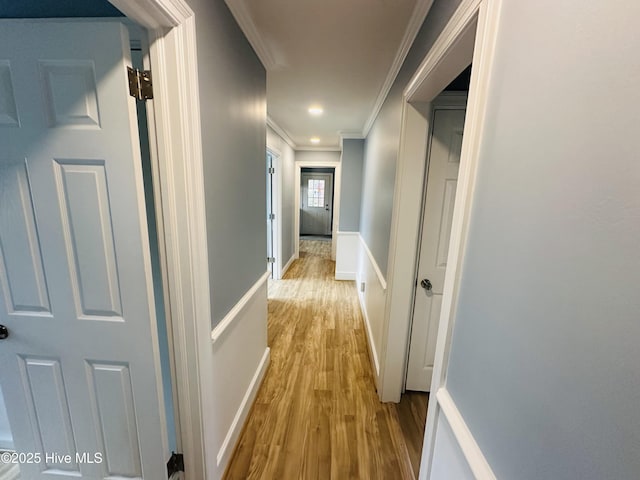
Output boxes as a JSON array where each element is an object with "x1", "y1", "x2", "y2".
[
  {"x1": 403, "y1": 93, "x2": 467, "y2": 392},
  {"x1": 294, "y1": 161, "x2": 342, "y2": 261},
  {"x1": 374, "y1": 0, "x2": 503, "y2": 477},
  {"x1": 300, "y1": 170, "x2": 335, "y2": 237},
  {"x1": 109, "y1": 1, "x2": 209, "y2": 478},
  {"x1": 266, "y1": 147, "x2": 282, "y2": 279}
]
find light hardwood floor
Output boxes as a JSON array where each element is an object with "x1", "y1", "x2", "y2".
[{"x1": 224, "y1": 240, "x2": 428, "y2": 479}]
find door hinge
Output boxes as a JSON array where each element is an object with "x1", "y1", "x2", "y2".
[
  {"x1": 267, "y1": 257, "x2": 276, "y2": 264},
  {"x1": 127, "y1": 67, "x2": 153, "y2": 100},
  {"x1": 167, "y1": 452, "x2": 184, "y2": 477},
  {"x1": 268, "y1": 213, "x2": 275, "y2": 220},
  {"x1": 268, "y1": 167, "x2": 275, "y2": 174}
]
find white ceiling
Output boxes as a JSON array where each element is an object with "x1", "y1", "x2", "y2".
[{"x1": 225, "y1": 0, "x2": 430, "y2": 149}]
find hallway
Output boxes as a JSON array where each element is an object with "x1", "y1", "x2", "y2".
[{"x1": 224, "y1": 240, "x2": 426, "y2": 479}]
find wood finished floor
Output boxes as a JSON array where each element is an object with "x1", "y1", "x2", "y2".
[{"x1": 224, "y1": 240, "x2": 428, "y2": 480}]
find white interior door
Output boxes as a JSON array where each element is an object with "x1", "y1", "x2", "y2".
[
  {"x1": 300, "y1": 172, "x2": 333, "y2": 236},
  {"x1": 266, "y1": 153, "x2": 274, "y2": 277},
  {"x1": 0, "y1": 21, "x2": 169, "y2": 479},
  {"x1": 406, "y1": 108, "x2": 465, "y2": 391}
]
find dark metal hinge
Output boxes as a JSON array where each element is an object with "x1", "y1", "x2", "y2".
[
  {"x1": 268, "y1": 167, "x2": 275, "y2": 174},
  {"x1": 127, "y1": 67, "x2": 153, "y2": 100},
  {"x1": 268, "y1": 213, "x2": 275, "y2": 220},
  {"x1": 167, "y1": 452, "x2": 184, "y2": 477},
  {"x1": 267, "y1": 257, "x2": 276, "y2": 264}
]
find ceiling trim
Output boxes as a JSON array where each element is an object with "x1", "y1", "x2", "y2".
[
  {"x1": 361, "y1": 0, "x2": 435, "y2": 137},
  {"x1": 110, "y1": 0, "x2": 190, "y2": 28},
  {"x1": 296, "y1": 146, "x2": 342, "y2": 152},
  {"x1": 224, "y1": 0, "x2": 276, "y2": 69},
  {"x1": 339, "y1": 131, "x2": 365, "y2": 150},
  {"x1": 267, "y1": 116, "x2": 297, "y2": 150},
  {"x1": 339, "y1": 131, "x2": 365, "y2": 140}
]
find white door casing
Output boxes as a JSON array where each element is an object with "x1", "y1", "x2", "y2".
[
  {"x1": 0, "y1": 21, "x2": 168, "y2": 479},
  {"x1": 406, "y1": 107, "x2": 465, "y2": 391},
  {"x1": 266, "y1": 152, "x2": 275, "y2": 277},
  {"x1": 300, "y1": 172, "x2": 333, "y2": 236}
]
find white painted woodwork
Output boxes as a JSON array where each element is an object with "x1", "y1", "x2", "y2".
[
  {"x1": 430, "y1": 411, "x2": 474, "y2": 480},
  {"x1": 406, "y1": 108, "x2": 465, "y2": 391},
  {"x1": 356, "y1": 234, "x2": 388, "y2": 385},
  {"x1": 300, "y1": 172, "x2": 333, "y2": 236},
  {"x1": 294, "y1": 157, "x2": 341, "y2": 261},
  {"x1": 335, "y1": 231, "x2": 360, "y2": 280},
  {"x1": 225, "y1": 0, "x2": 434, "y2": 148},
  {"x1": 266, "y1": 153, "x2": 275, "y2": 277},
  {"x1": 0, "y1": 21, "x2": 168, "y2": 479},
  {"x1": 417, "y1": 1, "x2": 503, "y2": 477}
]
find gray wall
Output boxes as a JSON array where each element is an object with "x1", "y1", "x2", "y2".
[
  {"x1": 446, "y1": 1, "x2": 640, "y2": 479},
  {"x1": 339, "y1": 139, "x2": 364, "y2": 231},
  {"x1": 186, "y1": 0, "x2": 266, "y2": 325},
  {"x1": 360, "y1": 0, "x2": 463, "y2": 276}
]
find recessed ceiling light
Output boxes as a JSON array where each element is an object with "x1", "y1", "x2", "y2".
[
  {"x1": 308, "y1": 106, "x2": 323, "y2": 116},
  {"x1": 310, "y1": 137, "x2": 320, "y2": 144}
]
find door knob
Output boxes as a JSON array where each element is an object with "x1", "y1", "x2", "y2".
[
  {"x1": 420, "y1": 278, "x2": 432, "y2": 291},
  {"x1": 0, "y1": 325, "x2": 8, "y2": 340}
]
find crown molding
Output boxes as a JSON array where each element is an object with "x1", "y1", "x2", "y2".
[
  {"x1": 361, "y1": 0, "x2": 435, "y2": 137},
  {"x1": 110, "y1": 0, "x2": 192, "y2": 27},
  {"x1": 339, "y1": 131, "x2": 365, "y2": 149},
  {"x1": 296, "y1": 146, "x2": 342, "y2": 152},
  {"x1": 224, "y1": 0, "x2": 277, "y2": 70},
  {"x1": 266, "y1": 116, "x2": 297, "y2": 150}
]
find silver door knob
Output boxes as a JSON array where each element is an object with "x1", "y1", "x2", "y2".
[{"x1": 420, "y1": 279, "x2": 432, "y2": 291}]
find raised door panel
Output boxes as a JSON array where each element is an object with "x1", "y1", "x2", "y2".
[
  {"x1": 406, "y1": 106, "x2": 465, "y2": 392},
  {"x1": 0, "y1": 21, "x2": 168, "y2": 480},
  {"x1": 54, "y1": 159, "x2": 123, "y2": 320},
  {"x1": 0, "y1": 160, "x2": 51, "y2": 316},
  {"x1": 0, "y1": 61, "x2": 19, "y2": 127},
  {"x1": 18, "y1": 357, "x2": 79, "y2": 475}
]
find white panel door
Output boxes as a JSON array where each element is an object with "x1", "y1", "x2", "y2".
[
  {"x1": 0, "y1": 21, "x2": 169, "y2": 479},
  {"x1": 406, "y1": 108, "x2": 465, "y2": 391},
  {"x1": 266, "y1": 153, "x2": 274, "y2": 277},
  {"x1": 300, "y1": 172, "x2": 333, "y2": 236}
]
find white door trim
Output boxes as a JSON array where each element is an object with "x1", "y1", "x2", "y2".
[
  {"x1": 109, "y1": 1, "x2": 209, "y2": 478},
  {"x1": 267, "y1": 148, "x2": 282, "y2": 279},
  {"x1": 371, "y1": 0, "x2": 503, "y2": 477},
  {"x1": 419, "y1": 1, "x2": 502, "y2": 478},
  {"x1": 294, "y1": 160, "x2": 342, "y2": 261}
]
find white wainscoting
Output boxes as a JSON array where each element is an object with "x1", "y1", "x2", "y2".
[
  {"x1": 355, "y1": 234, "x2": 388, "y2": 384},
  {"x1": 335, "y1": 231, "x2": 360, "y2": 280},
  {"x1": 421, "y1": 388, "x2": 496, "y2": 480},
  {"x1": 209, "y1": 271, "x2": 270, "y2": 478}
]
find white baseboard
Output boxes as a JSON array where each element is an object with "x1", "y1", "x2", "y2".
[
  {"x1": 356, "y1": 276, "x2": 380, "y2": 377},
  {"x1": 281, "y1": 253, "x2": 296, "y2": 277},
  {"x1": 216, "y1": 347, "x2": 270, "y2": 468},
  {"x1": 335, "y1": 271, "x2": 356, "y2": 280}
]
